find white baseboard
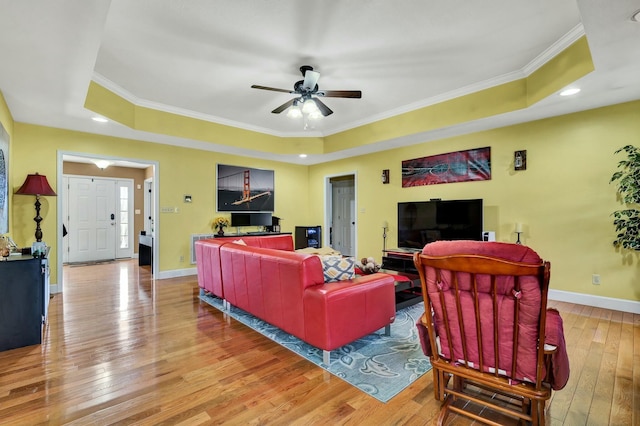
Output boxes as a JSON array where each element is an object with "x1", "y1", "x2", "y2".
[
  {"x1": 548, "y1": 289, "x2": 640, "y2": 314},
  {"x1": 157, "y1": 267, "x2": 197, "y2": 280}
]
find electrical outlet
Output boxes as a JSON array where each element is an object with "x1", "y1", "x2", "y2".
[
  {"x1": 592, "y1": 274, "x2": 601, "y2": 285},
  {"x1": 179, "y1": 255, "x2": 184, "y2": 263}
]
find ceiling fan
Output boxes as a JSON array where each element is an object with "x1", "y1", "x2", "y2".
[{"x1": 251, "y1": 65, "x2": 362, "y2": 117}]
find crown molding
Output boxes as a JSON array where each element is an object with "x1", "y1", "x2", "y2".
[
  {"x1": 91, "y1": 73, "x2": 317, "y2": 138},
  {"x1": 91, "y1": 25, "x2": 587, "y2": 140}
]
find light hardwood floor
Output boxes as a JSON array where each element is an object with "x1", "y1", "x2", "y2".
[{"x1": 0, "y1": 260, "x2": 638, "y2": 425}]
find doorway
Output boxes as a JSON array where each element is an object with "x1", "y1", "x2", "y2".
[
  {"x1": 56, "y1": 152, "x2": 159, "y2": 294},
  {"x1": 63, "y1": 176, "x2": 133, "y2": 263},
  {"x1": 325, "y1": 173, "x2": 357, "y2": 256}
]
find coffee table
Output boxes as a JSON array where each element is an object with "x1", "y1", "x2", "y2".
[{"x1": 378, "y1": 268, "x2": 423, "y2": 310}]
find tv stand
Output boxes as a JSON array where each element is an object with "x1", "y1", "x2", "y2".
[{"x1": 382, "y1": 249, "x2": 419, "y2": 274}]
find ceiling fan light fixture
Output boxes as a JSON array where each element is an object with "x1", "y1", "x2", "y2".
[
  {"x1": 251, "y1": 65, "x2": 359, "y2": 125},
  {"x1": 307, "y1": 110, "x2": 323, "y2": 121},
  {"x1": 286, "y1": 102, "x2": 302, "y2": 118},
  {"x1": 302, "y1": 98, "x2": 319, "y2": 114}
]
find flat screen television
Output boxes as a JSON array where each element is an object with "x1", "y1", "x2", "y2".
[
  {"x1": 231, "y1": 212, "x2": 272, "y2": 227},
  {"x1": 397, "y1": 199, "x2": 483, "y2": 250}
]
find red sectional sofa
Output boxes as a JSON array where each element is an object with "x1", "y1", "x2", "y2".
[
  {"x1": 195, "y1": 234, "x2": 396, "y2": 364},
  {"x1": 195, "y1": 234, "x2": 294, "y2": 306}
]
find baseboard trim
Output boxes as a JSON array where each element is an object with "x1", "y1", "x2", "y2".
[
  {"x1": 157, "y1": 267, "x2": 197, "y2": 280},
  {"x1": 548, "y1": 289, "x2": 640, "y2": 314}
]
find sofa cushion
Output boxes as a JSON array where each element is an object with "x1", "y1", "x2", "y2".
[{"x1": 321, "y1": 256, "x2": 356, "y2": 282}]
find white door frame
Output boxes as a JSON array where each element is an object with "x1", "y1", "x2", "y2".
[
  {"x1": 324, "y1": 171, "x2": 357, "y2": 256},
  {"x1": 144, "y1": 177, "x2": 154, "y2": 235},
  {"x1": 55, "y1": 151, "x2": 159, "y2": 294}
]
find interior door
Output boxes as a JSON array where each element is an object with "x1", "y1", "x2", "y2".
[
  {"x1": 68, "y1": 177, "x2": 116, "y2": 262},
  {"x1": 331, "y1": 177, "x2": 355, "y2": 256}
]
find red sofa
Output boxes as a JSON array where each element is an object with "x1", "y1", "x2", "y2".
[
  {"x1": 195, "y1": 234, "x2": 294, "y2": 307},
  {"x1": 196, "y1": 235, "x2": 396, "y2": 364}
]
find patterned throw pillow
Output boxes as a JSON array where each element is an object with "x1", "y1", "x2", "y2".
[{"x1": 321, "y1": 256, "x2": 356, "y2": 282}]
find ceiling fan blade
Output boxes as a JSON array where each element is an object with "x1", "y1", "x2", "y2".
[
  {"x1": 312, "y1": 98, "x2": 333, "y2": 116},
  {"x1": 251, "y1": 85, "x2": 294, "y2": 94},
  {"x1": 316, "y1": 90, "x2": 362, "y2": 98},
  {"x1": 302, "y1": 70, "x2": 320, "y2": 90},
  {"x1": 271, "y1": 98, "x2": 297, "y2": 114}
]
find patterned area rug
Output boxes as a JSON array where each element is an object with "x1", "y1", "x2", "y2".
[{"x1": 199, "y1": 293, "x2": 431, "y2": 403}]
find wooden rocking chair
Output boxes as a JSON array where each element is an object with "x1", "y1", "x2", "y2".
[{"x1": 413, "y1": 241, "x2": 568, "y2": 425}]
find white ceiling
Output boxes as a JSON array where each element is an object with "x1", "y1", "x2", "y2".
[{"x1": 1, "y1": 0, "x2": 639, "y2": 166}]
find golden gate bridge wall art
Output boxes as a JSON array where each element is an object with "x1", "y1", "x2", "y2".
[
  {"x1": 216, "y1": 164, "x2": 275, "y2": 212},
  {"x1": 401, "y1": 147, "x2": 491, "y2": 188}
]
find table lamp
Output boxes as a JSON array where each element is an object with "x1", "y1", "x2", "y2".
[{"x1": 15, "y1": 173, "x2": 57, "y2": 252}]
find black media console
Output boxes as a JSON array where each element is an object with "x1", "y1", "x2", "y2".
[
  {"x1": 381, "y1": 249, "x2": 420, "y2": 274},
  {"x1": 381, "y1": 249, "x2": 423, "y2": 310}
]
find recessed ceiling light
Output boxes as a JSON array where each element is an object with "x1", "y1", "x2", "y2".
[
  {"x1": 559, "y1": 88, "x2": 581, "y2": 97},
  {"x1": 92, "y1": 116, "x2": 108, "y2": 123},
  {"x1": 299, "y1": 154, "x2": 307, "y2": 158},
  {"x1": 631, "y1": 9, "x2": 640, "y2": 22}
]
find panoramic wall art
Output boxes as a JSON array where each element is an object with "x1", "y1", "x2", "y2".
[
  {"x1": 401, "y1": 147, "x2": 491, "y2": 187},
  {"x1": 217, "y1": 164, "x2": 275, "y2": 212},
  {"x1": 0, "y1": 123, "x2": 8, "y2": 234}
]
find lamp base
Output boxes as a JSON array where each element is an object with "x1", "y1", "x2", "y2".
[{"x1": 515, "y1": 232, "x2": 522, "y2": 245}]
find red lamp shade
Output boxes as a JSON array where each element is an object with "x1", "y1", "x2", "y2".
[
  {"x1": 15, "y1": 173, "x2": 56, "y2": 243},
  {"x1": 15, "y1": 173, "x2": 57, "y2": 196}
]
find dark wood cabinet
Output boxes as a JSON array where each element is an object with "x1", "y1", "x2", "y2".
[
  {"x1": 139, "y1": 234, "x2": 153, "y2": 268},
  {"x1": 0, "y1": 257, "x2": 45, "y2": 351}
]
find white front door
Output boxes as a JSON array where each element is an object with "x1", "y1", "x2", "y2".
[{"x1": 68, "y1": 177, "x2": 116, "y2": 262}]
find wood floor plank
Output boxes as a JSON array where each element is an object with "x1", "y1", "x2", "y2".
[
  {"x1": 610, "y1": 319, "x2": 635, "y2": 425},
  {"x1": 0, "y1": 259, "x2": 638, "y2": 425}
]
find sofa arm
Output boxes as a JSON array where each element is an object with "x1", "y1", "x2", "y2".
[{"x1": 302, "y1": 273, "x2": 396, "y2": 351}]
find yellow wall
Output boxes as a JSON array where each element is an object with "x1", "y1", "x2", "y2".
[
  {"x1": 0, "y1": 92, "x2": 13, "y2": 136},
  {"x1": 310, "y1": 100, "x2": 640, "y2": 301},
  {"x1": 10, "y1": 123, "x2": 311, "y2": 282},
  {"x1": 6, "y1": 90, "x2": 640, "y2": 303}
]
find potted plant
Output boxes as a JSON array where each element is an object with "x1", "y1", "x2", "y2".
[
  {"x1": 213, "y1": 216, "x2": 230, "y2": 236},
  {"x1": 610, "y1": 145, "x2": 640, "y2": 250}
]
